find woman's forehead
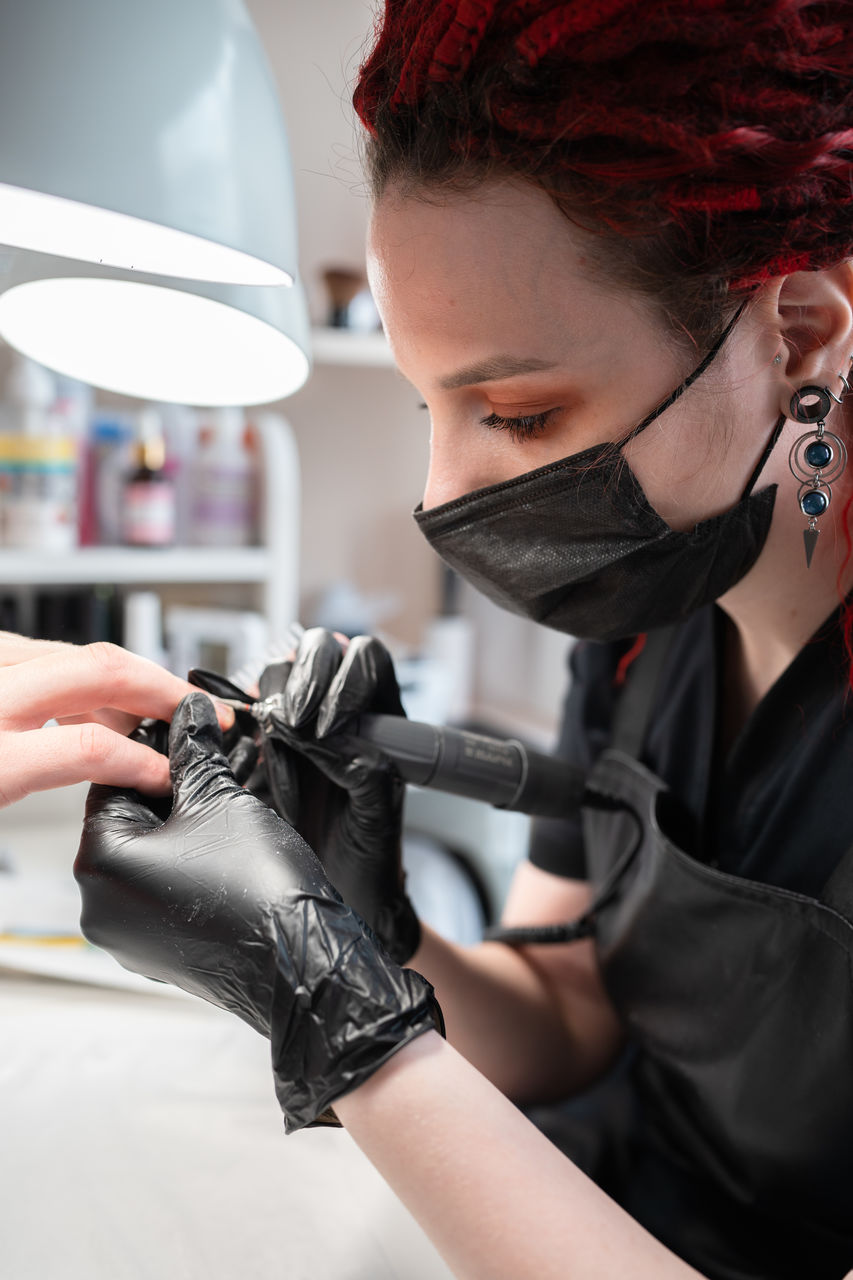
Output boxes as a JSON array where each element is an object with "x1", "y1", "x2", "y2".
[
  {"x1": 368, "y1": 179, "x2": 588, "y2": 282},
  {"x1": 366, "y1": 180, "x2": 663, "y2": 376},
  {"x1": 369, "y1": 182, "x2": 628, "y2": 328}
]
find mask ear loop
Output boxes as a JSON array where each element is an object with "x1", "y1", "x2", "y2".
[
  {"x1": 619, "y1": 301, "x2": 748, "y2": 448},
  {"x1": 740, "y1": 411, "x2": 787, "y2": 500},
  {"x1": 617, "y1": 295, "x2": 783, "y2": 503}
]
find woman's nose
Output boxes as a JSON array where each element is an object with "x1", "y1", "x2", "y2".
[
  {"x1": 422, "y1": 420, "x2": 495, "y2": 511},
  {"x1": 422, "y1": 453, "x2": 460, "y2": 512}
]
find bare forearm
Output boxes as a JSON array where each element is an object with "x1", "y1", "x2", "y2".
[
  {"x1": 410, "y1": 923, "x2": 622, "y2": 1101},
  {"x1": 335, "y1": 1033, "x2": 704, "y2": 1280}
]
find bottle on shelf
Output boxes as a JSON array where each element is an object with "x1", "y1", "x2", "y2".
[
  {"x1": 189, "y1": 406, "x2": 258, "y2": 547},
  {"x1": 158, "y1": 402, "x2": 197, "y2": 547},
  {"x1": 79, "y1": 412, "x2": 134, "y2": 546},
  {"x1": 121, "y1": 407, "x2": 176, "y2": 548},
  {"x1": 0, "y1": 354, "x2": 78, "y2": 552}
]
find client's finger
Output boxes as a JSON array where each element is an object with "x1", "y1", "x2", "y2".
[
  {"x1": 0, "y1": 631, "x2": 68, "y2": 667},
  {"x1": 58, "y1": 708, "x2": 143, "y2": 736},
  {"x1": 0, "y1": 643, "x2": 234, "y2": 732},
  {"x1": 0, "y1": 723, "x2": 172, "y2": 809}
]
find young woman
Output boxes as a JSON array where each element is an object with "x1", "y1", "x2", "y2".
[{"x1": 75, "y1": 4, "x2": 853, "y2": 1278}]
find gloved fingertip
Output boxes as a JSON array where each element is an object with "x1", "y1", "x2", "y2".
[
  {"x1": 259, "y1": 659, "x2": 292, "y2": 700},
  {"x1": 315, "y1": 637, "x2": 378, "y2": 737},
  {"x1": 168, "y1": 692, "x2": 227, "y2": 781},
  {"x1": 173, "y1": 689, "x2": 221, "y2": 733},
  {"x1": 283, "y1": 629, "x2": 344, "y2": 728},
  {"x1": 315, "y1": 701, "x2": 346, "y2": 739}
]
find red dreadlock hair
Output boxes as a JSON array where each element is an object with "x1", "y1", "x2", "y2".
[
  {"x1": 353, "y1": 2, "x2": 853, "y2": 680},
  {"x1": 354, "y1": 1, "x2": 853, "y2": 346}
]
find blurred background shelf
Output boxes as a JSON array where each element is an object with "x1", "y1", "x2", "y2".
[
  {"x1": 0, "y1": 546, "x2": 274, "y2": 585},
  {"x1": 0, "y1": 414, "x2": 299, "y2": 642},
  {"x1": 310, "y1": 326, "x2": 394, "y2": 368}
]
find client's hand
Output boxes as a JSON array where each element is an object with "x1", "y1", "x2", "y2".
[
  {"x1": 74, "y1": 692, "x2": 441, "y2": 1132},
  {"x1": 0, "y1": 632, "x2": 233, "y2": 809}
]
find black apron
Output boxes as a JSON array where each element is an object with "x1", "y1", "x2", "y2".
[{"x1": 494, "y1": 627, "x2": 853, "y2": 1280}]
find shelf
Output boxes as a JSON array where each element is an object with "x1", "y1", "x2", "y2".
[
  {"x1": 310, "y1": 327, "x2": 395, "y2": 368},
  {"x1": 0, "y1": 546, "x2": 274, "y2": 586}
]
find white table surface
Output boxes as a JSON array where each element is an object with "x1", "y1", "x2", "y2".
[
  {"x1": 0, "y1": 784, "x2": 452, "y2": 1280},
  {"x1": 0, "y1": 969, "x2": 452, "y2": 1280}
]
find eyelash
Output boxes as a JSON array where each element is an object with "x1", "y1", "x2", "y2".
[
  {"x1": 479, "y1": 410, "x2": 555, "y2": 442},
  {"x1": 416, "y1": 403, "x2": 556, "y2": 443}
]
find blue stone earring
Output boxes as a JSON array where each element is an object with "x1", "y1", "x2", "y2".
[{"x1": 788, "y1": 362, "x2": 852, "y2": 567}]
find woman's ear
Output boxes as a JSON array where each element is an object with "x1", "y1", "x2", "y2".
[{"x1": 771, "y1": 261, "x2": 853, "y2": 401}]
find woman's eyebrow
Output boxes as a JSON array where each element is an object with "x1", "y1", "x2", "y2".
[{"x1": 437, "y1": 354, "x2": 559, "y2": 390}]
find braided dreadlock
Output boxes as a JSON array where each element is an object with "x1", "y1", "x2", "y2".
[{"x1": 354, "y1": 1, "x2": 853, "y2": 347}]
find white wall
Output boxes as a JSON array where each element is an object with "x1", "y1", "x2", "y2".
[
  {"x1": 242, "y1": 0, "x2": 571, "y2": 732},
  {"x1": 244, "y1": 0, "x2": 376, "y2": 327}
]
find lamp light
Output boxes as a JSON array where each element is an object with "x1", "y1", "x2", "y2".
[
  {"x1": 0, "y1": 0, "x2": 298, "y2": 286},
  {"x1": 0, "y1": 250, "x2": 311, "y2": 407}
]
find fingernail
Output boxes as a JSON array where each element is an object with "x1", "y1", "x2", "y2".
[{"x1": 214, "y1": 698, "x2": 236, "y2": 729}]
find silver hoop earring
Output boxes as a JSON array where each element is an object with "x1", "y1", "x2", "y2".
[{"x1": 788, "y1": 361, "x2": 852, "y2": 567}]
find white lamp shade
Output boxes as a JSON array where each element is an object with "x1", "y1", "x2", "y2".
[
  {"x1": 0, "y1": 251, "x2": 311, "y2": 407},
  {"x1": 0, "y1": 0, "x2": 298, "y2": 286}
]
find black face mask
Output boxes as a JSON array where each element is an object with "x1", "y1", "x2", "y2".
[{"x1": 414, "y1": 307, "x2": 782, "y2": 643}]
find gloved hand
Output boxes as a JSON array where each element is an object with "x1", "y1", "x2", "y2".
[
  {"x1": 74, "y1": 692, "x2": 442, "y2": 1133},
  {"x1": 130, "y1": 702, "x2": 263, "y2": 813},
  {"x1": 251, "y1": 628, "x2": 422, "y2": 965},
  {"x1": 177, "y1": 667, "x2": 268, "y2": 794}
]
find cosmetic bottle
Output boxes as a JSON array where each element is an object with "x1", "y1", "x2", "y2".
[
  {"x1": 189, "y1": 406, "x2": 257, "y2": 547},
  {"x1": 1, "y1": 355, "x2": 77, "y2": 552},
  {"x1": 121, "y1": 408, "x2": 176, "y2": 547},
  {"x1": 79, "y1": 413, "x2": 133, "y2": 546}
]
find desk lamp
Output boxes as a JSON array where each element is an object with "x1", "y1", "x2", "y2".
[{"x1": 0, "y1": 0, "x2": 310, "y2": 405}]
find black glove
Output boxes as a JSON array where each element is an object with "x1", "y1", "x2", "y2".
[
  {"x1": 179, "y1": 669, "x2": 269, "y2": 795},
  {"x1": 251, "y1": 628, "x2": 421, "y2": 965},
  {"x1": 74, "y1": 692, "x2": 442, "y2": 1133}
]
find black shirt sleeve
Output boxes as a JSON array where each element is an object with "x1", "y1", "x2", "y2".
[{"x1": 527, "y1": 637, "x2": 627, "y2": 879}]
